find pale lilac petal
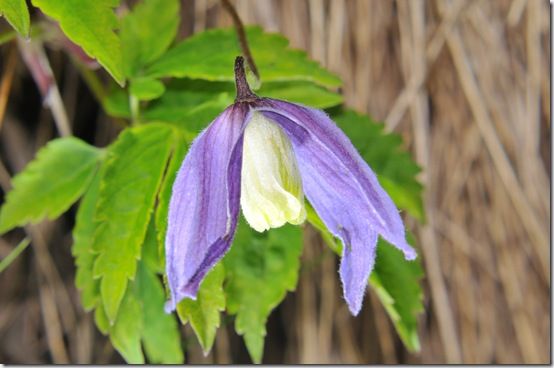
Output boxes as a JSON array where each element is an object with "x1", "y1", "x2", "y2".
[
  {"x1": 257, "y1": 99, "x2": 416, "y2": 315},
  {"x1": 165, "y1": 104, "x2": 248, "y2": 312}
]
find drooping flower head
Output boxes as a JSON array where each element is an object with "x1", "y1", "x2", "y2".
[{"x1": 165, "y1": 57, "x2": 416, "y2": 316}]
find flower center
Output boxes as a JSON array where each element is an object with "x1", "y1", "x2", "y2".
[{"x1": 240, "y1": 112, "x2": 306, "y2": 232}]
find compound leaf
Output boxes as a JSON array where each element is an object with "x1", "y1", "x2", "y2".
[{"x1": 92, "y1": 124, "x2": 173, "y2": 323}]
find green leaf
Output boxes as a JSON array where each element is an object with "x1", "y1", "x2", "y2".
[
  {"x1": 370, "y1": 235, "x2": 424, "y2": 352},
  {"x1": 223, "y1": 219, "x2": 303, "y2": 363},
  {"x1": 138, "y1": 263, "x2": 184, "y2": 363},
  {"x1": 91, "y1": 222, "x2": 184, "y2": 364},
  {"x1": 177, "y1": 264, "x2": 225, "y2": 354},
  {"x1": 147, "y1": 26, "x2": 341, "y2": 88},
  {"x1": 142, "y1": 79, "x2": 340, "y2": 133},
  {"x1": 94, "y1": 301, "x2": 110, "y2": 334},
  {"x1": 143, "y1": 79, "x2": 233, "y2": 133},
  {"x1": 73, "y1": 172, "x2": 102, "y2": 310},
  {"x1": 0, "y1": 137, "x2": 101, "y2": 234},
  {"x1": 258, "y1": 81, "x2": 342, "y2": 109},
  {"x1": 92, "y1": 124, "x2": 174, "y2": 323},
  {"x1": 154, "y1": 131, "x2": 189, "y2": 268},
  {"x1": 32, "y1": 0, "x2": 124, "y2": 85},
  {"x1": 120, "y1": 0, "x2": 179, "y2": 78},
  {"x1": 141, "y1": 218, "x2": 162, "y2": 274},
  {"x1": 103, "y1": 83, "x2": 131, "y2": 118},
  {"x1": 109, "y1": 284, "x2": 144, "y2": 363},
  {"x1": 0, "y1": 0, "x2": 30, "y2": 36},
  {"x1": 129, "y1": 77, "x2": 165, "y2": 101},
  {"x1": 333, "y1": 110, "x2": 424, "y2": 221}
]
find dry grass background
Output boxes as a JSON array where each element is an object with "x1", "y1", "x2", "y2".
[{"x1": 0, "y1": 0, "x2": 550, "y2": 364}]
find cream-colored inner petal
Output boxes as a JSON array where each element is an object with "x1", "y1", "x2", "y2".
[{"x1": 240, "y1": 112, "x2": 306, "y2": 232}]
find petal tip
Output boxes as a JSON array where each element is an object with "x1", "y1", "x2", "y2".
[
  {"x1": 347, "y1": 299, "x2": 363, "y2": 316},
  {"x1": 403, "y1": 247, "x2": 418, "y2": 261}
]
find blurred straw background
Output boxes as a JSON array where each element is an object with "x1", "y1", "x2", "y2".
[{"x1": 0, "y1": 0, "x2": 550, "y2": 364}]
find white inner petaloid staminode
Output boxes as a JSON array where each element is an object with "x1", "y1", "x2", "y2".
[{"x1": 240, "y1": 112, "x2": 306, "y2": 232}]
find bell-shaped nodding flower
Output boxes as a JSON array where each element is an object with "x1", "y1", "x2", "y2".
[{"x1": 165, "y1": 57, "x2": 416, "y2": 316}]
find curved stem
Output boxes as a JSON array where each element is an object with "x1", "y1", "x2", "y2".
[{"x1": 222, "y1": 0, "x2": 260, "y2": 81}]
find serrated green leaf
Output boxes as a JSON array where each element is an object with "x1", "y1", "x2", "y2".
[
  {"x1": 138, "y1": 263, "x2": 184, "y2": 363},
  {"x1": 32, "y1": 0, "x2": 124, "y2": 85},
  {"x1": 147, "y1": 26, "x2": 341, "y2": 88},
  {"x1": 154, "y1": 131, "x2": 189, "y2": 268},
  {"x1": 109, "y1": 285, "x2": 144, "y2": 363},
  {"x1": 223, "y1": 219, "x2": 302, "y2": 363},
  {"x1": 143, "y1": 79, "x2": 233, "y2": 133},
  {"x1": 0, "y1": 137, "x2": 101, "y2": 234},
  {"x1": 94, "y1": 302, "x2": 110, "y2": 334},
  {"x1": 121, "y1": 0, "x2": 179, "y2": 78},
  {"x1": 129, "y1": 77, "x2": 165, "y2": 101},
  {"x1": 0, "y1": 0, "x2": 30, "y2": 36},
  {"x1": 177, "y1": 264, "x2": 225, "y2": 354},
  {"x1": 370, "y1": 235, "x2": 423, "y2": 352},
  {"x1": 259, "y1": 81, "x2": 342, "y2": 109},
  {"x1": 333, "y1": 110, "x2": 424, "y2": 221},
  {"x1": 73, "y1": 172, "x2": 102, "y2": 310},
  {"x1": 92, "y1": 124, "x2": 174, "y2": 323},
  {"x1": 141, "y1": 218, "x2": 162, "y2": 274},
  {"x1": 142, "y1": 79, "x2": 340, "y2": 133}
]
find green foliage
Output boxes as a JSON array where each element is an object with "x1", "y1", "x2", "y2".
[
  {"x1": 120, "y1": 0, "x2": 179, "y2": 78},
  {"x1": 0, "y1": 137, "x2": 102, "y2": 234},
  {"x1": 92, "y1": 124, "x2": 173, "y2": 323},
  {"x1": 32, "y1": 0, "x2": 124, "y2": 85},
  {"x1": 223, "y1": 219, "x2": 303, "y2": 363},
  {"x1": 333, "y1": 110, "x2": 425, "y2": 221},
  {"x1": 73, "y1": 173, "x2": 102, "y2": 310},
  {"x1": 129, "y1": 77, "x2": 165, "y2": 101},
  {"x1": 108, "y1": 285, "x2": 144, "y2": 363},
  {"x1": 138, "y1": 262, "x2": 184, "y2": 364},
  {"x1": 177, "y1": 264, "x2": 225, "y2": 354},
  {"x1": 0, "y1": 0, "x2": 30, "y2": 36},
  {"x1": 260, "y1": 81, "x2": 343, "y2": 108},
  {"x1": 370, "y1": 235, "x2": 424, "y2": 352},
  {"x1": 143, "y1": 79, "x2": 342, "y2": 133},
  {"x1": 147, "y1": 26, "x2": 341, "y2": 88}
]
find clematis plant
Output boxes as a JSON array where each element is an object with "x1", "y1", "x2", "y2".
[{"x1": 165, "y1": 56, "x2": 417, "y2": 316}]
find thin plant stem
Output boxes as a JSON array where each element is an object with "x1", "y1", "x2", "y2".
[
  {"x1": 221, "y1": 0, "x2": 260, "y2": 81},
  {"x1": 0, "y1": 237, "x2": 31, "y2": 273}
]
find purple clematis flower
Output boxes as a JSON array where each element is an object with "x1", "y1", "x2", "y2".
[{"x1": 165, "y1": 57, "x2": 416, "y2": 316}]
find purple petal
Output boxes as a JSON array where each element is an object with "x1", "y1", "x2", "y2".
[
  {"x1": 165, "y1": 104, "x2": 248, "y2": 312},
  {"x1": 257, "y1": 99, "x2": 416, "y2": 315}
]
